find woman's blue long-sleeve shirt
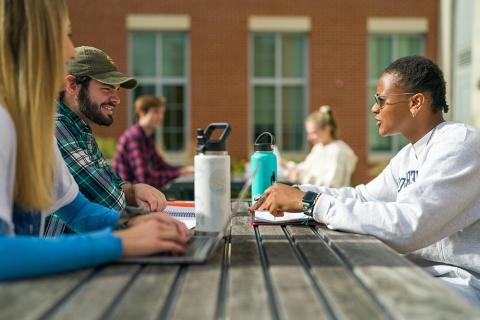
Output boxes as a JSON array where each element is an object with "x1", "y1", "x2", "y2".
[{"x1": 0, "y1": 193, "x2": 123, "y2": 281}]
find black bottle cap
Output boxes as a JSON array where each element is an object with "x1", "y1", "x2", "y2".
[
  {"x1": 195, "y1": 128, "x2": 206, "y2": 154},
  {"x1": 197, "y1": 123, "x2": 232, "y2": 153},
  {"x1": 254, "y1": 132, "x2": 275, "y2": 151}
]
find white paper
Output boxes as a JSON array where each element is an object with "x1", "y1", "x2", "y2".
[
  {"x1": 165, "y1": 205, "x2": 196, "y2": 229},
  {"x1": 254, "y1": 210, "x2": 313, "y2": 224}
]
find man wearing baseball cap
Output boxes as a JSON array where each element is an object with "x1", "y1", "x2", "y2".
[{"x1": 46, "y1": 46, "x2": 171, "y2": 235}]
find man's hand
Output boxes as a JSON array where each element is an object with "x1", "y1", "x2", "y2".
[
  {"x1": 133, "y1": 183, "x2": 167, "y2": 212},
  {"x1": 249, "y1": 183, "x2": 304, "y2": 217}
]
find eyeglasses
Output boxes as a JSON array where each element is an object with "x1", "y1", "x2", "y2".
[{"x1": 373, "y1": 92, "x2": 417, "y2": 109}]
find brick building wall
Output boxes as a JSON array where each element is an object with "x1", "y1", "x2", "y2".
[{"x1": 66, "y1": 0, "x2": 439, "y2": 184}]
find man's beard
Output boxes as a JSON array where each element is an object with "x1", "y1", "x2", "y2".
[{"x1": 77, "y1": 86, "x2": 114, "y2": 126}]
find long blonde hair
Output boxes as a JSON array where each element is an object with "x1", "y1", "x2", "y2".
[{"x1": 0, "y1": 0, "x2": 67, "y2": 211}]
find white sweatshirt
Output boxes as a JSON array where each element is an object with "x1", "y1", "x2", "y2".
[
  {"x1": 291, "y1": 140, "x2": 358, "y2": 187},
  {"x1": 300, "y1": 122, "x2": 480, "y2": 291}
]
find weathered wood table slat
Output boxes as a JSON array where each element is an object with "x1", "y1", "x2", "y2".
[{"x1": 1, "y1": 214, "x2": 479, "y2": 320}]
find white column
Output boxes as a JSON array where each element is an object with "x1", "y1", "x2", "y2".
[
  {"x1": 438, "y1": 0, "x2": 453, "y2": 120},
  {"x1": 470, "y1": 1, "x2": 480, "y2": 128}
]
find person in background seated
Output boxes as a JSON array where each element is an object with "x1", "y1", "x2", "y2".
[
  {"x1": 113, "y1": 95, "x2": 194, "y2": 189},
  {"x1": 282, "y1": 106, "x2": 357, "y2": 187},
  {"x1": 46, "y1": 47, "x2": 169, "y2": 236},
  {"x1": 252, "y1": 56, "x2": 480, "y2": 307},
  {"x1": 0, "y1": 0, "x2": 189, "y2": 281}
]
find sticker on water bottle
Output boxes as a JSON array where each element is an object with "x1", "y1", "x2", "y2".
[{"x1": 209, "y1": 169, "x2": 227, "y2": 194}]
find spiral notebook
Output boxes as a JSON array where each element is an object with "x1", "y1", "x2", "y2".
[{"x1": 165, "y1": 201, "x2": 196, "y2": 229}]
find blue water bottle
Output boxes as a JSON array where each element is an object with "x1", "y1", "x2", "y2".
[{"x1": 251, "y1": 132, "x2": 277, "y2": 202}]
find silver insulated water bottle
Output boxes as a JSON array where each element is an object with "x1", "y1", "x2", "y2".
[{"x1": 194, "y1": 123, "x2": 232, "y2": 232}]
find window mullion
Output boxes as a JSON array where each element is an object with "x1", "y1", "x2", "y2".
[
  {"x1": 184, "y1": 32, "x2": 190, "y2": 154},
  {"x1": 250, "y1": 33, "x2": 254, "y2": 150},
  {"x1": 303, "y1": 34, "x2": 309, "y2": 151},
  {"x1": 275, "y1": 33, "x2": 283, "y2": 149},
  {"x1": 156, "y1": 33, "x2": 165, "y2": 149},
  {"x1": 157, "y1": 33, "x2": 163, "y2": 94},
  {"x1": 127, "y1": 32, "x2": 134, "y2": 127}
]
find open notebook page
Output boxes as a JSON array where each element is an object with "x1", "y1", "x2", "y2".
[{"x1": 164, "y1": 202, "x2": 196, "y2": 229}]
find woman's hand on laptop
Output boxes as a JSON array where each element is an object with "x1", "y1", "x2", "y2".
[
  {"x1": 114, "y1": 218, "x2": 190, "y2": 256},
  {"x1": 251, "y1": 183, "x2": 304, "y2": 217},
  {"x1": 128, "y1": 213, "x2": 191, "y2": 240}
]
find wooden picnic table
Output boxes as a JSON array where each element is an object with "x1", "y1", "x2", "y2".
[{"x1": 1, "y1": 213, "x2": 479, "y2": 320}]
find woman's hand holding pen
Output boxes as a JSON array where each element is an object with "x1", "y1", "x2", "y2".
[{"x1": 249, "y1": 183, "x2": 305, "y2": 217}]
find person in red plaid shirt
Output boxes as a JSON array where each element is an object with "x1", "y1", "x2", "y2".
[{"x1": 113, "y1": 96, "x2": 194, "y2": 189}]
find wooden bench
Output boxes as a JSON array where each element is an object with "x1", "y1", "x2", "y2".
[{"x1": 1, "y1": 214, "x2": 479, "y2": 319}]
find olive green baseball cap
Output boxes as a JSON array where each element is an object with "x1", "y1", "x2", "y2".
[{"x1": 67, "y1": 46, "x2": 138, "y2": 89}]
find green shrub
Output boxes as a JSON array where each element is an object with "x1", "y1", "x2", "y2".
[
  {"x1": 96, "y1": 137, "x2": 117, "y2": 161},
  {"x1": 231, "y1": 158, "x2": 247, "y2": 175}
]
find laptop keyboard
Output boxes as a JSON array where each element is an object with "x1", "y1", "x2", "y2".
[
  {"x1": 119, "y1": 232, "x2": 220, "y2": 264},
  {"x1": 185, "y1": 236, "x2": 213, "y2": 257}
]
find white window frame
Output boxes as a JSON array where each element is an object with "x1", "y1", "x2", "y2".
[
  {"x1": 249, "y1": 32, "x2": 309, "y2": 156},
  {"x1": 127, "y1": 27, "x2": 190, "y2": 162},
  {"x1": 248, "y1": 16, "x2": 310, "y2": 158}
]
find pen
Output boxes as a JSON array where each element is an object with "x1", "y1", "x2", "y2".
[{"x1": 249, "y1": 195, "x2": 266, "y2": 212}]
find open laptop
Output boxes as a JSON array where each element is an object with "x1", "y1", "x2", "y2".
[
  {"x1": 119, "y1": 227, "x2": 227, "y2": 264},
  {"x1": 119, "y1": 165, "x2": 257, "y2": 264}
]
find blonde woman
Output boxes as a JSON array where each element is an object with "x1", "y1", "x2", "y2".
[
  {"x1": 285, "y1": 106, "x2": 357, "y2": 187},
  {"x1": 0, "y1": 0, "x2": 189, "y2": 280}
]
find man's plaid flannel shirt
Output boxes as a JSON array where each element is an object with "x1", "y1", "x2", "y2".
[{"x1": 55, "y1": 101, "x2": 126, "y2": 211}]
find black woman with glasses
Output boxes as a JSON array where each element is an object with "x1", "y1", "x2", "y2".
[{"x1": 251, "y1": 55, "x2": 480, "y2": 307}]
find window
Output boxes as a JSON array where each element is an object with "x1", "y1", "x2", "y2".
[
  {"x1": 129, "y1": 31, "x2": 189, "y2": 153},
  {"x1": 368, "y1": 34, "x2": 424, "y2": 154},
  {"x1": 251, "y1": 33, "x2": 308, "y2": 152}
]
